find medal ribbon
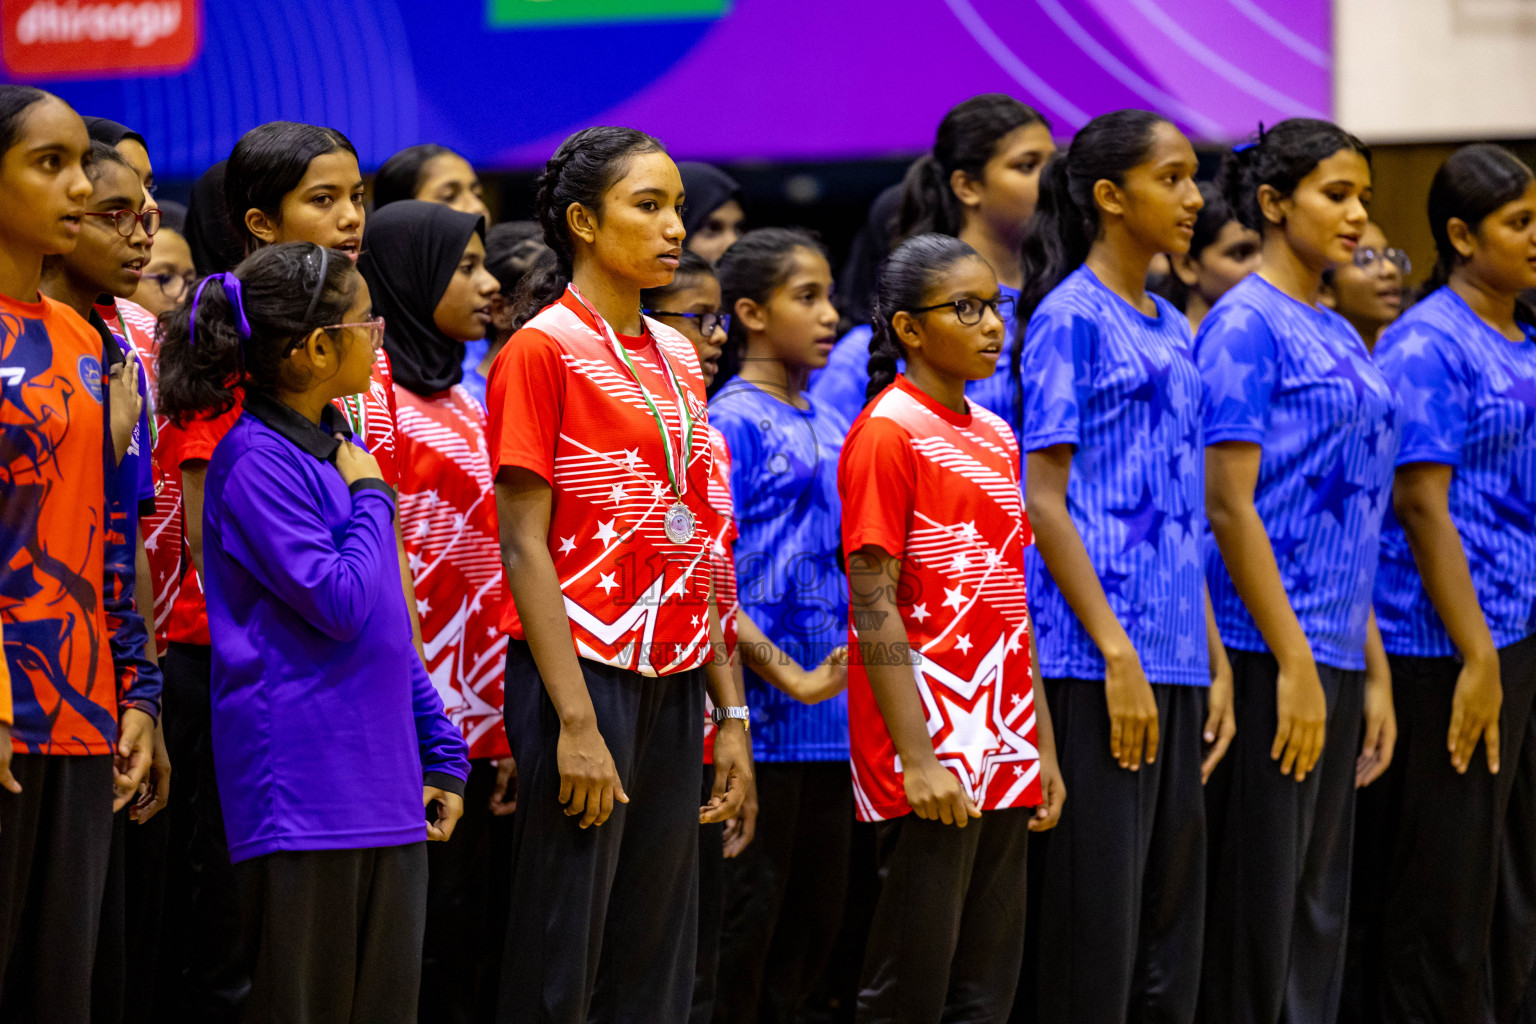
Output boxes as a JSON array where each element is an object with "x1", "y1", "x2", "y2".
[{"x1": 568, "y1": 284, "x2": 694, "y2": 501}]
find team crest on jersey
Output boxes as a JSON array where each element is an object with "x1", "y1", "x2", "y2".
[{"x1": 77, "y1": 355, "x2": 103, "y2": 403}]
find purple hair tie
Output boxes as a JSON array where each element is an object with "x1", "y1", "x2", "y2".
[{"x1": 188, "y1": 272, "x2": 252, "y2": 346}]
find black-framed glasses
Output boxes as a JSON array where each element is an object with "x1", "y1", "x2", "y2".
[
  {"x1": 83, "y1": 207, "x2": 162, "y2": 238},
  {"x1": 1353, "y1": 246, "x2": 1411, "y2": 274},
  {"x1": 644, "y1": 309, "x2": 731, "y2": 336},
  {"x1": 906, "y1": 294, "x2": 1016, "y2": 326},
  {"x1": 145, "y1": 270, "x2": 196, "y2": 302}
]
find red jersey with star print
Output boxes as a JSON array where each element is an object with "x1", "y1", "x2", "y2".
[
  {"x1": 704, "y1": 424, "x2": 738, "y2": 762},
  {"x1": 839, "y1": 375, "x2": 1040, "y2": 821},
  {"x1": 107, "y1": 298, "x2": 182, "y2": 651},
  {"x1": 395, "y1": 383, "x2": 509, "y2": 760},
  {"x1": 486, "y1": 289, "x2": 715, "y2": 677},
  {"x1": 161, "y1": 354, "x2": 404, "y2": 647}
]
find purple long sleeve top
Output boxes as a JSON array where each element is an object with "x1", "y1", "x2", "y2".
[{"x1": 202, "y1": 391, "x2": 468, "y2": 863}]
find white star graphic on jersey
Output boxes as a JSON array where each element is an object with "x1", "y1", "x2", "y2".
[
  {"x1": 932, "y1": 688, "x2": 997, "y2": 775},
  {"x1": 951, "y1": 553, "x2": 970, "y2": 573},
  {"x1": 595, "y1": 520, "x2": 619, "y2": 545},
  {"x1": 692, "y1": 614, "x2": 701, "y2": 627},
  {"x1": 960, "y1": 521, "x2": 979, "y2": 539},
  {"x1": 596, "y1": 572, "x2": 619, "y2": 594},
  {"x1": 652, "y1": 481, "x2": 665, "y2": 498},
  {"x1": 408, "y1": 551, "x2": 426, "y2": 573},
  {"x1": 956, "y1": 634, "x2": 972, "y2": 653},
  {"x1": 987, "y1": 550, "x2": 1001, "y2": 566},
  {"x1": 1007, "y1": 629, "x2": 1024, "y2": 654},
  {"x1": 558, "y1": 536, "x2": 577, "y2": 554},
  {"x1": 417, "y1": 598, "x2": 431, "y2": 616},
  {"x1": 943, "y1": 585, "x2": 966, "y2": 611},
  {"x1": 622, "y1": 449, "x2": 642, "y2": 471},
  {"x1": 611, "y1": 484, "x2": 626, "y2": 503},
  {"x1": 910, "y1": 603, "x2": 930, "y2": 623}
]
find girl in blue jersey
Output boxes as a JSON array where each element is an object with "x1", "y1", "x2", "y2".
[
  {"x1": 1017, "y1": 108, "x2": 1234, "y2": 1024},
  {"x1": 810, "y1": 95, "x2": 1054, "y2": 433},
  {"x1": 1366, "y1": 144, "x2": 1536, "y2": 1024},
  {"x1": 710, "y1": 227, "x2": 854, "y2": 1024},
  {"x1": 1196, "y1": 119, "x2": 1399, "y2": 1024},
  {"x1": 1157, "y1": 180, "x2": 1263, "y2": 333}
]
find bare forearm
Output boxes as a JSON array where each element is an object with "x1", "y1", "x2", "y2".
[
  {"x1": 1399, "y1": 503, "x2": 1496, "y2": 663},
  {"x1": 735, "y1": 609, "x2": 802, "y2": 695},
  {"x1": 504, "y1": 536, "x2": 595, "y2": 728},
  {"x1": 705, "y1": 588, "x2": 746, "y2": 710},
  {"x1": 1207, "y1": 502, "x2": 1310, "y2": 662},
  {"x1": 1028, "y1": 494, "x2": 1130, "y2": 657},
  {"x1": 182, "y1": 463, "x2": 206, "y2": 578}
]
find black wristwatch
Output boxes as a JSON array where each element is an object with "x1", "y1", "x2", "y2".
[{"x1": 711, "y1": 705, "x2": 751, "y2": 734}]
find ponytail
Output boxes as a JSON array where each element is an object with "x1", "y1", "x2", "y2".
[
  {"x1": 867, "y1": 233, "x2": 981, "y2": 402},
  {"x1": 514, "y1": 126, "x2": 667, "y2": 331},
  {"x1": 1217, "y1": 118, "x2": 1369, "y2": 236},
  {"x1": 157, "y1": 242, "x2": 358, "y2": 423},
  {"x1": 1010, "y1": 112, "x2": 1165, "y2": 400},
  {"x1": 1423, "y1": 144, "x2": 1535, "y2": 324},
  {"x1": 895, "y1": 94, "x2": 1049, "y2": 245}
]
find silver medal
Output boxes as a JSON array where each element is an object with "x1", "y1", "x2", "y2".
[{"x1": 664, "y1": 501, "x2": 697, "y2": 544}]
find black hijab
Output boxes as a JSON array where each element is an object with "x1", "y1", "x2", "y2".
[
  {"x1": 185, "y1": 161, "x2": 245, "y2": 275},
  {"x1": 83, "y1": 117, "x2": 146, "y2": 150},
  {"x1": 359, "y1": 200, "x2": 485, "y2": 397},
  {"x1": 677, "y1": 162, "x2": 742, "y2": 242}
]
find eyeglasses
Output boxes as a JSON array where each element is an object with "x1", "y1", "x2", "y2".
[
  {"x1": 643, "y1": 309, "x2": 732, "y2": 337},
  {"x1": 145, "y1": 270, "x2": 196, "y2": 302},
  {"x1": 906, "y1": 294, "x2": 1016, "y2": 326},
  {"x1": 82, "y1": 207, "x2": 162, "y2": 238},
  {"x1": 323, "y1": 317, "x2": 387, "y2": 349},
  {"x1": 1353, "y1": 246, "x2": 1411, "y2": 274}
]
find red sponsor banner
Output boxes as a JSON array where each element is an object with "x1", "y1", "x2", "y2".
[{"x1": 1, "y1": 0, "x2": 200, "y2": 78}]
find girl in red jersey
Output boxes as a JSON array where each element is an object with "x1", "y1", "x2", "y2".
[
  {"x1": 0, "y1": 85, "x2": 160, "y2": 1024},
  {"x1": 487, "y1": 126, "x2": 753, "y2": 1024},
  {"x1": 840, "y1": 233, "x2": 1064, "y2": 1024},
  {"x1": 356, "y1": 198, "x2": 508, "y2": 1021}
]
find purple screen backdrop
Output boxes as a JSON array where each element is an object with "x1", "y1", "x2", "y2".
[{"x1": 8, "y1": 0, "x2": 1331, "y2": 174}]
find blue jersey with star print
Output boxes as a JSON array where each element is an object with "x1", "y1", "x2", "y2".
[
  {"x1": 1196, "y1": 274, "x2": 1399, "y2": 670},
  {"x1": 1020, "y1": 266, "x2": 1209, "y2": 686},
  {"x1": 709, "y1": 377, "x2": 851, "y2": 761},
  {"x1": 1373, "y1": 287, "x2": 1536, "y2": 657}
]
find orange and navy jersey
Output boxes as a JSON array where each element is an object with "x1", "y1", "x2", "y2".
[{"x1": 0, "y1": 292, "x2": 160, "y2": 754}]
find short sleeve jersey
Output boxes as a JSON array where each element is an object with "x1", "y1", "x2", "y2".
[
  {"x1": 486, "y1": 289, "x2": 715, "y2": 677},
  {"x1": 710, "y1": 378, "x2": 850, "y2": 762},
  {"x1": 809, "y1": 283, "x2": 1024, "y2": 439},
  {"x1": 1197, "y1": 274, "x2": 1400, "y2": 670},
  {"x1": 703, "y1": 424, "x2": 738, "y2": 764},
  {"x1": 840, "y1": 375, "x2": 1041, "y2": 822},
  {"x1": 0, "y1": 292, "x2": 124, "y2": 753},
  {"x1": 1021, "y1": 266, "x2": 1209, "y2": 686},
  {"x1": 394, "y1": 383, "x2": 510, "y2": 760},
  {"x1": 1373, "y1": 287, "x2": 1536, "y2": 656},
  {"x1": 113, "y1": 299, "x2": 183, "y2": 651}
]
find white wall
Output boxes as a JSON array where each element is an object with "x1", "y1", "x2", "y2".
[{"x1": 1336, "y1": 0, "x2": 1536, "y2": 141}]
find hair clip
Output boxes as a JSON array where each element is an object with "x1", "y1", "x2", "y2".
[{"x1": 1232, "y1": 141, "x2": 1257, "y2": 154}]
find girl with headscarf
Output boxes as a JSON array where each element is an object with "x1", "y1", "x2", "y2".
[
  {"x1": 356, "y1": 200, "x2": 508, "y2": 1021},
  {"x1": 678, "y1": 161, "x2": 745, "y2": 264}
]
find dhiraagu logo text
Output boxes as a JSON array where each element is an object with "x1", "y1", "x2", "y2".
[{"x1": 488, "y1": 0, "x2": 729, "y2": 28}]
